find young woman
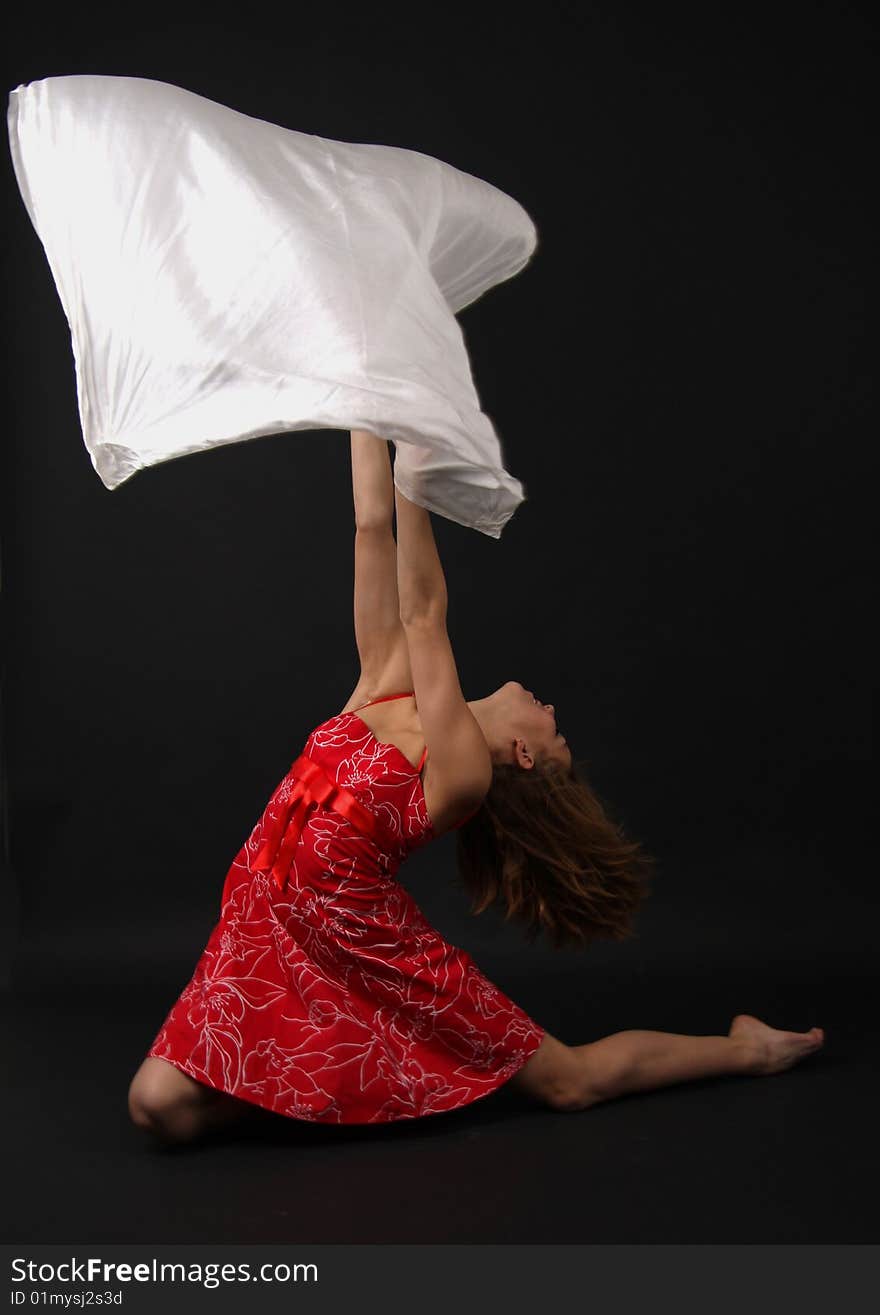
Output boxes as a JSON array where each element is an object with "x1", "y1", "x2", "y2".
[{"x1": 128, "y1": 431, "x2": 824, "y2": 1144}]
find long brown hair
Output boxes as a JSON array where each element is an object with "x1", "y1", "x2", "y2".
[{"x1": 454, "y1": 755, "x2": 655, "y2": 950}]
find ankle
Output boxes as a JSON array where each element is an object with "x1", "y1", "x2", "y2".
[{"x1": 730, "y1": 1035, "x2": 760, "y2": 1076}]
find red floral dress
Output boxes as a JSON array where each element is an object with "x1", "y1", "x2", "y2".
[{"x1": 146, "y1": 692, "x2": 545, "y2": 1123}]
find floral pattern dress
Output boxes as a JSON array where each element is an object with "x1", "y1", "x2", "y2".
[{"x1": 146, "y1": 692, "x2": 545, "y2": 1123}]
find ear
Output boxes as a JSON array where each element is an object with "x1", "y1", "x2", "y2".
[{"x1": 513, "y1": 738, "x2": 536, "y2": 770}]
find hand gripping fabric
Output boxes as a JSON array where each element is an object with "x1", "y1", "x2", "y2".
[{"x1": 7, "y1": 74, "x2": 538, "y2": 538}]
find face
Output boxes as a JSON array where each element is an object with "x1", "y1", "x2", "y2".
[{"x1": 498, "y1": 680, "x2": 572, "y2": 771}]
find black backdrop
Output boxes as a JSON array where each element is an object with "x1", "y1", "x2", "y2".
[{"x1": 1, "y1": 5, "x2": 874, "y2": 1006}]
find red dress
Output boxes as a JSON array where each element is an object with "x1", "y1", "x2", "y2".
[{"x1": 146, "y1": 691, "x2": 545, "y2": 1123}]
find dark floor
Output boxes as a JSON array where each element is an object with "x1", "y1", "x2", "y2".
[{"x1": 2, "y1": 887, "x2": 876, "y2": 1244}]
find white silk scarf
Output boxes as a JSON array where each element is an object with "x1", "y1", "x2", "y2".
[{"x1": 7, "y1": 75, "x2": 538, "y2": 537}]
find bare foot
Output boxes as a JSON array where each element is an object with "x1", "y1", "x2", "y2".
[{"x1": 729, "y1": 1013, "x2": 825, "y2": 1076}]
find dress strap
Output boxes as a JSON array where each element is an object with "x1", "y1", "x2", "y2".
[
  {"x1": 355, "y1": 690, "x2": 414, "y2": 710},
  {"x1": 354, "y1": 691, "x2": 427, "y2": 776}
]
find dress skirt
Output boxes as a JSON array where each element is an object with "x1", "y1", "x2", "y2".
[{"x1": 147, "y1": 706, "x2": 546, "y2": 1124}]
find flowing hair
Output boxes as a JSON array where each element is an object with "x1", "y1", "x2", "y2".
[{"x1": 454, "y1": 755, "x2": 655, "y2": 950}]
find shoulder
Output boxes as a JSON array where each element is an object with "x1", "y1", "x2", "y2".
[
  {"x1": 402, "y1": 613, "x2": 492, "y2": 797},
  {"x1": 421, "y1": 722, "x2": 491, "y2": 835},
  {"x1": 422, "y1": 765, "x2": 487, "y2": 838}
]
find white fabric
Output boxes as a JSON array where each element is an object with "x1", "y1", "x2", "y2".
[{"x1": 7, "y1": 74, "x2": 538, "y2": 537}]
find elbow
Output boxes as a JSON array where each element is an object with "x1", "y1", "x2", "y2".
[
  {"x1": 399, "y1": 598, "x2": 447, "y2": 628},
  {"x1": 354, "y1": 514, "x2": 394, "y2": 536}
]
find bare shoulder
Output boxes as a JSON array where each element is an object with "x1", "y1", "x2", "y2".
[
  {"x1": 402, "y1": 611, "x2": 492, "y2": 819},
  {"x1": 422, "y1": 763, "x2": 487, "y2": 838}
]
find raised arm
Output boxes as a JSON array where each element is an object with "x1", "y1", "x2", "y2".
[
  {"x1": 350, "y1": 427, "x2": 395, "y2": 531},
  {"x1": 346, "y1": 430, "x2": 413, "y2": 700},
  {"x1": 394, "y1": 474, "x2": 448, "y2": 623},
  {"x1": 394, "y1": 482, "x2": 491, "y2": 806}
]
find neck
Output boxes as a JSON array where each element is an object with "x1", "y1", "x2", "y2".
[{"x1": 465, "y1": 696, "x2": 505, "y2": 763}]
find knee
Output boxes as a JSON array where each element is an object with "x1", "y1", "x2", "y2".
[
  {"x1": 545, "y1": 1082, "x2": 599, "y2": 1113},
  {"x1": 127, "y1": 1073, "x2": 195, "y2": 1145},
  {"x1": 510, "y1": 1034, "x2": 601, "y2": 1113},
  {"x1": 544, "y1": 1048, "x2": 607, "y2": 1113}
]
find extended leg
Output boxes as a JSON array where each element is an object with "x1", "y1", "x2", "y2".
[
  {"x1": 509, "y1": 1014, "x2": 825, "y2": 1111},
  {"x1": 567, "y1": 1027, "x2": 754, "y2": 1108}
]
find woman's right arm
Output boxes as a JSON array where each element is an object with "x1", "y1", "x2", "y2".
[
  {"x1": 393, "y1": 478, "x2": 448, "y2": 622},
  {"x1": 394, "y1": 483, "x2": 491, "y2": 805}
]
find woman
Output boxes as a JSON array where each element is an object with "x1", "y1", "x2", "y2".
[{"x1": 128, "y1": 431, "x2": 824, "y2": 1144}]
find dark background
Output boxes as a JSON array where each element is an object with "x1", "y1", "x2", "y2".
[{"x1": 0, "y1": 1, "x2": 876, "y2": 1246}]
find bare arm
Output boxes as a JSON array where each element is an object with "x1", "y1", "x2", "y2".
[
  {"x1": 394, "y1": 477, "x2": 448, "y2": 623},
  {"x1": 350, "y1": 428, "x2": 395, "y2": 530},
  {"x1": 394, "y1": 481, "x2": 491, "y2": 804},
  {"x1": 347, "y1": 431, "x2": 412, "y2": 695}
]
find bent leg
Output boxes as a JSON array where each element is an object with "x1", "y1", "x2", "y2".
[{"x1": 128, "y1": 1056, "x2": 264, "y2": 1145}]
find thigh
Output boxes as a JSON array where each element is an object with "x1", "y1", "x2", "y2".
[{"x1": 506, "y1": 1031, "x2": 581, "y2": 1106}]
